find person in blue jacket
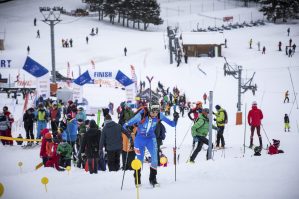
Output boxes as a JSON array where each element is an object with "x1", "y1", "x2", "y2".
[
  {"x1": 62, "y1": 114, "x2": 78, "y2": 161},
  {"x1": 123, "y1": 100, "x2": 179, "y2": 187}
]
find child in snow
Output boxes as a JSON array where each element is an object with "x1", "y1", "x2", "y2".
[
  {"x1": 45, "y1": 135, "x2": 61, "y2": 170},
  {"x1": 284, "y1": 114, "x2": 290, "y2": 132},
  {"x1": 268, "y1": 139, "x2": 284, "y2": 155},
  {"x1": 39, "y1": 128, "x2": 50, "y2": 166},
  {"x1": 57, "y1": 136, "x2": 72, "y2": 170}
]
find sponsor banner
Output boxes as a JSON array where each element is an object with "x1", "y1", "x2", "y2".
[
  {"x1": 36, "y1": 73, "x2": 50, "y2": 99},
  {"x1": 72, "y1": 83, "x2": 83, "y2": 103}
]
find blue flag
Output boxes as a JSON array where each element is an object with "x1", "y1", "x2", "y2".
[
  {"x1": 22, "y1": 56, "x2": 49, "y2": 77},
  {"x1": 115, "y1": 70, "x2": 133, "y2": 86},
  {"x1": 73, "y1": 70, "x2": 92, "y2": 86}
]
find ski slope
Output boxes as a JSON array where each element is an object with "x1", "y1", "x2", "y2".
[{"x1": 0, "y1": 0, "x2": 299, "y2": 199}]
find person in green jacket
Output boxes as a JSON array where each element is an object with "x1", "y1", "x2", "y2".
[
  {"x1": 189, "y1": 108, "x2": 216, "y2": 163},
  {"x1": 57, "y1": 139, "x2": 72, "y2": 170}
]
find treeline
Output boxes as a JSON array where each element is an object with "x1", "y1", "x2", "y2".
[
  {"x1": 259, "y1": 0, "x2": 299, "y2": 23},
  {"x1": 84, "y1": 0, "x2": 163, "y2": 31}
]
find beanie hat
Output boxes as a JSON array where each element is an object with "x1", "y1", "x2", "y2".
[
  {"x1": 252, "y1": 101, "x2": 257, "y2": 105},
  {"x1": 273, "y1": 139, "x2": 280, "y2": 146},
  {"x1": 215, "y1": 105, "x2": 221, "y2": 110}
]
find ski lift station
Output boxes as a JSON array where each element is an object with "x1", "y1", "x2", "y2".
[{"x1": 182, "y1": 32, "x2": 224, "y2": 57}]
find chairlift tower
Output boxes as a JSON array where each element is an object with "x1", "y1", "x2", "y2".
[
  {"x1": 39, "y1": 6, "x2": 63, "y2": 83},
  {"x1": 223, "y1": 57, "x2": 257, "y2": 124},
  {"x1": 167, "y1": 26, "x2": 179, "y2": 64}
]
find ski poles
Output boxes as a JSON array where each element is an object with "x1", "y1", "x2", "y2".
[
  {"x1": 243, "y1": 104, "x2": 247, "y2": 157},
  {"x1": 174, "y1": 125, "x2": 177, "y2": 182},
  {"x1": 121, "y1": 136, "x2": 132, "y2": 190},
  {"x1": 261, "y1": 124, "x2": 271, "y2": 145}
]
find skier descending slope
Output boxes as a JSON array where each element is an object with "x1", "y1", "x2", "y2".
[{"x1": 123, "y1": 100, "x2": 179, "y2": 187}]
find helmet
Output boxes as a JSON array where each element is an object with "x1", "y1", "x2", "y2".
[
  {"x1": 45, "y1": 132, "x2": 52, "y2": 140},
  {"x1": 52, "y1": 101, "x2": 57, "y2": 106},
  {"x1": 254, "y1": 146, "x2": 261, "y2": 153},
  {"x1": 252, "y1": 101, "x2": 257, "y2": 106},
  {"x1": 78, "y1": 107, "x2": 84, "y2": 111},
  {"x1": 215, "y1": 105, "x2": 221, "y2": 110},
  {"x1": 273, "y1": 139, "x2": 280, "y2": 146},
  {"x1": 150, "y1": 100, "x2": 160, "y2": 112},
  {"x1": 202, "y1": 108, "x2": 209, "y2": 114}
]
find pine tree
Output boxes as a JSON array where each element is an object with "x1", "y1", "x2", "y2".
[{"x1": 259, "y1": 0, "x2": 299, "y2": 23}]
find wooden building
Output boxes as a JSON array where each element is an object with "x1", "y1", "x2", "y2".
[{"x1": 182, "y1": 32, "x2": 224, "y2": 57}]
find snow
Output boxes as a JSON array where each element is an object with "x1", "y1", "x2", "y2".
[
  {"x1": 182, "y1": 32, "x2": 224, "y2": 45},
  {"x1": 1, "y1": 0, "x2": 299, "y2": 199}
]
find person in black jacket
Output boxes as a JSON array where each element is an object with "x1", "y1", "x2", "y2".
[
  {"x1": 23, "y1": 107, "x2": 35, "y2": 146},
  {"x1": 81, "y1": 120, "x2": 100, "y2": 174},
  {"x1": 100, "y1": 114, "x2": 122, "y2": 171}
]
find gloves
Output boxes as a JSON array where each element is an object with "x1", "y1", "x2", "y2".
[
  {"x1": 213, "y1": 118, "x2": 216, "y2": 121},
  {"x1": 173, "y1": 111, "x2": 179, "y2": 123},
  {"x1": 129, "y1": 137, "x2": 134, "y2": 150}
]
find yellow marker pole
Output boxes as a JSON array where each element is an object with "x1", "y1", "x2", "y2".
[
  {"x1": 131, "y1": 159, "x2": 142, "y2": 199},
  {"x1": 66, "y1": 166, "x2": 71, "y2": 175},
  {"x1": 0, "y1": 183, "x2": 4, "y2": 197},
  {"x1": 41, "y1": 177, "x2": 49, "y2": 192},
  {"x1": 160, "y1": 157, "x2": 167, "y2": 166},
  {"x1": 18, "y1": 162, "x2": 23, "y2": 174}
]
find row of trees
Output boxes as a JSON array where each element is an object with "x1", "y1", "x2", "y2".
[
  {"x1": 84, "y1": 0, "x2": 163, "y2": 30},
  {"x1": 259, "y1": 0, "x2": 299, "y2": 23}
]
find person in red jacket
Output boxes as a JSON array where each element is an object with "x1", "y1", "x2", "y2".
[
  {"x1": 247, "y1": 101, "x2": 263, "y2": 148},
  {"x1": 268, "y1": 139, "x2": 284, "y2": 155},
  {"x1": 40, "y1": 128, "x2": 50, "y2": 166},
  {"x1": 3, "y1": 106, "x2": 14, "y2": 145}
]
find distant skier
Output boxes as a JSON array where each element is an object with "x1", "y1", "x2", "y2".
[
  {"x1": 96, "y1": 27, "x2": 98, "y2": 35},
  {"x1": 36, "y1": 30, "x2": 40, "y2": 38},
  {"x1": 184, "y1": 54, "x2": 188, "y2": 64},
  {"x1": 284, "y1": 90, "x2": 289, "y2": 103},
  {"x1": 247, "y1": 101, "x2": 263, "y2": 148},
  {"x1": 69, "y1": 38, "x2": 73, "y2": 47},
  {"x1": 284, "y1": 114, "x2": 290, "y2": 132},
  {"x1": 287, "y1": 27, "x2": 290, "y2": 36},
  {"x1": 288, "y1": 48, "x2": 292, "y2": 57},
  {"x1": 289, "y1": 38, "x2": 292, "y2": 47},
  {"x1": 91, "y1": 28, "x2": 94, "y2": 35},
  {"x1": 27, "y1": 45, "x2": 30, "y2": 54},
  {"x1": 224, "y1": 38, "x2": 227, "y2": 48},
  {"x1": 257, "y1": 41, "x2": 260, "y2": 51},
  {"x1": 292, "y1": 43, "x2": 296, "y2": 53},
  {"x1": 86, "y1": 36, "x2": 89, "y2": 44},
  {"x1": 278, "y1": 41, "x2": 282, "y2": 51},
  {"x1": 124, "y1": 47, "x2": 127, "y2": 56},
  {"x1": 262, "y1": 46, "x2": 266, "y2": 54},
  {"x1": 249, "y1": 38, "x2": 253, "y2": 49},
  {"x1": 34, "y1": 17, "x2": 37, "y2": 26}
]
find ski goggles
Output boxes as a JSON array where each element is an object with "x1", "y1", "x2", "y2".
[{"x1": 150, "y1": 105, "x2": 160, "y2": 113}]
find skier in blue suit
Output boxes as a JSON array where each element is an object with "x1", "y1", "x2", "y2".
[{"x1": 123, "y1": 101, "x2": 179, "y2": 186}]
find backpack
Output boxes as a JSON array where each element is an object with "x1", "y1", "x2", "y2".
[
  {"x1": 159, "y1": 122, "x2": 166, "y2": 140},
  {"x1": 222, "y1": 110, "x2": 228, "y2": 124}
]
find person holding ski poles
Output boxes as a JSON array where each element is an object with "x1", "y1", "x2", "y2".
[
  {"x1": 188, "y1": 101, "x2": 203, "y2": 147},
  {"x1": 247, "y1": 101, "x2": 263, "y2": 148},
  {"x1": 189, "y1": 108, "x2": 216, "y2": 163},
  {"x1": 123, "y1": 100, "x2": 179, "y2": 187}
]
